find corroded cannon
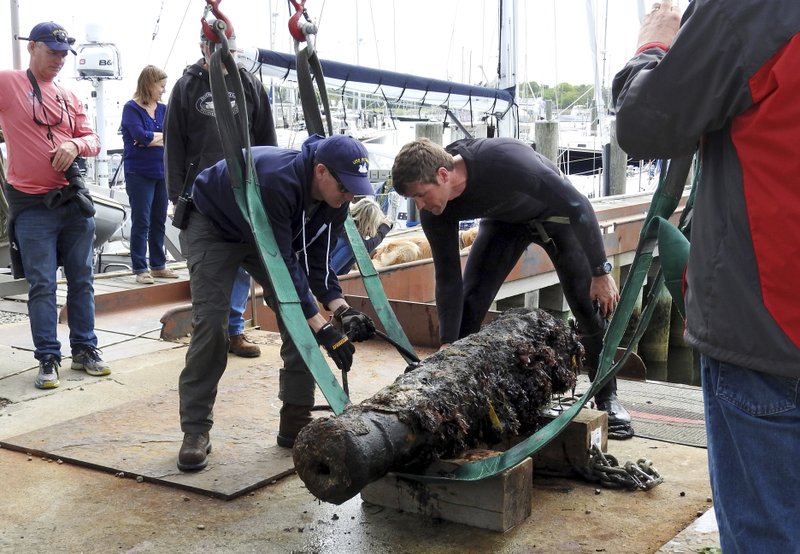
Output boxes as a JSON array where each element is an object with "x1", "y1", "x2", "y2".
[{"x1": 293, "y1": 307, "x2": 583, "y2": 504}]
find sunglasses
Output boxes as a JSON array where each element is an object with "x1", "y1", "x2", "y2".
[
  {"x1": 31, "y1": 93, "x2": 66, "y2": 128},
  {"x1": 327, "y1": 167, "x2": 348, "y2": 194},
  {"x1": 49, "y1": 30, "x2": 76, "y2": 45},
  {"x1": 23, "y1": 30, "x2": 76, "y2": 45}
]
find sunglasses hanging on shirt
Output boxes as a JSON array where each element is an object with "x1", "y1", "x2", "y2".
[{"x1": 26, "y1": 69, "x2": 74, "y2": 147}]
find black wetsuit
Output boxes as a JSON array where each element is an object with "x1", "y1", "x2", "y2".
[{"x1": 422, "y1": 137, "x2": 610, "y2": 380}]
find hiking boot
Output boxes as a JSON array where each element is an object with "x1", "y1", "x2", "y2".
[
  {"x1": 277, "y1": 403, "x2": 313, "y2": 448},
  {"x1": 135, "y1": 272, "x2": 154, "y2": 284},
  {"x1": 177, "y1": 432, "x2": 212, "y2": 471},
  {"x1": 229, "y1": 334, "x2": 261, "y2": 358},
  {"x1": 71, "y1": 347, "x2": 111, "y2": 377},
  {"x1": 34, "y1": 356, "x2": 61, "y2": 389},
  {"x1": 151, "y1": 267, "x2": 179, "y2": 278}
]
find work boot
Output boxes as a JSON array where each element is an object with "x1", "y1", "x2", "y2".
[
  {"x1": 277, "y1": 404, "x2": 313, "y2": 448},
  {"x1": 229, "y1": 334, "x2": 261, "y2": 358},
  {"x1": 177, "y1": 432, "x2": 212, "y2": 471}
]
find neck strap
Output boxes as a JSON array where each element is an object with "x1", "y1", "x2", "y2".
[{"x1": 26, "y1": 69, "x2": 42, "y2": 103}]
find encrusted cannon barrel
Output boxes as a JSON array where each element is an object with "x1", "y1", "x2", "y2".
[{"x1": 293, "y1": 308, "x2": 583, "y2": 504}]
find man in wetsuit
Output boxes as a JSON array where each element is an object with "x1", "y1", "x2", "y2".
[{"x1": 392, "y1": 137, "x2": 632, "y2": 438}]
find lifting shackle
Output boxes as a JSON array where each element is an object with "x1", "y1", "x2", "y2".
[
  {"x1": 288, "y1": 0, "x2": 317, "y2": 45},
  {"x1": 201, "y1": 0, "x2": 234, "y2": 44}
]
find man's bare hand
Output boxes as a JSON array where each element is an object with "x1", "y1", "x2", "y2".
[
  {"x1": 637, "y1": 0, "x2": 682, "y2": 51},
  {"x1": 50, "y1": 140, "x2": 78, "y2": 173},
  {"x1": 590, "y1": 274, "x2": 620, "y2": 318}
]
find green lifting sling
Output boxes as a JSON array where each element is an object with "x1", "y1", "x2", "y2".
[
  {"x1": 295, "y1": 43, "x2": 419, "y2": 366},
  {"x1": 207, "y1": 41, "x2": 351, "y2": 413}
]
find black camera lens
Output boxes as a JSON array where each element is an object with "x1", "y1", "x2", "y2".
[{"x1": 64, "y1": 161, "x2": 86, "y2": 189}]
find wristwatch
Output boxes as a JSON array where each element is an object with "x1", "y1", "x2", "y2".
[
  {"x1": 591, "y1": 261, "x2": 613, "y2": 277},
  {"x1": 333, "y1": 304, "x2": 351, "y2": 321}
]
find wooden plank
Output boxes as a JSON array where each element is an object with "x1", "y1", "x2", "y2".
[
  {"x1": 361, "y1": 454, "x2": 532, "y2": 532},
  {"x1": 531, "y1": 408, "x2": 607, "y2": 473}
]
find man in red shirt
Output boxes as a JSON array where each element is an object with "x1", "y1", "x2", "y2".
[{"x1": 0, "y1": 22, "x2": 110, "y2": 389}]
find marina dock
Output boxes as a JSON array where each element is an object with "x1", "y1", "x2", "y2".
[{"x1": 0, "y1": 234, "x2": 720, "y2": 553}]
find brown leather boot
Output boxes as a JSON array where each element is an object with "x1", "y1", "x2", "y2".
[
  {"x1": 177, "y1": 432, "x2": 212, "y2": 471},
  {"x1": 228, "y1": 334, "x2": 261, "y2": 358},
  {"x1": 277, "y1": 404, "x2": 313, "y2": 448}
]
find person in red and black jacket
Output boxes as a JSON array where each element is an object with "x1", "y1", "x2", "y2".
[{"x1": 613, "y1": 1, "x2": 800, "y2": 551}]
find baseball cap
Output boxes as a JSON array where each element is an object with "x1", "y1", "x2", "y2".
[
  {"x1": 315, "y1": 134, "x2": 373, "y2": 196},
  {"x1": 18, "y1": 22, "x2": 76, "y2": 54}
]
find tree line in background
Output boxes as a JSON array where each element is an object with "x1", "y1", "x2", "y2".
[{"x1": 519, "y1": 81, "x2": 599, "y2": 113}]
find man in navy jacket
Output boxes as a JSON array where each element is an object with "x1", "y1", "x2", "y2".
[{"x1": 176, "y1": 134, "x2": 375, "y2": 471}]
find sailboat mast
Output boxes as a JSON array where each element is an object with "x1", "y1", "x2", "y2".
[
  {"x1": 498, "y1": 0, "x2": 518, "y2": 138},
  {"x1": 9, "y1": 0, "x2": 22, "y2": 70},
  {"x1": 584, "y1": 0, "x2": 606, "y2": 140}
]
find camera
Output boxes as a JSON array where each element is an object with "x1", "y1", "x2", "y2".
[
  {"x1": 58, "y1": 158, "x2": 94, "y2": 217},
  {"x1": 64, "y1": 160, "x2": 87, "y2": 190}
]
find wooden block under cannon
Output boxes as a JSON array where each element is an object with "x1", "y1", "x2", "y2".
[
  {"x1": 361, "y1": 452, "x2": 532, "y2": 533},
  {"x1": 531, "y1": 407, "x2": 607, "y2": 473}
]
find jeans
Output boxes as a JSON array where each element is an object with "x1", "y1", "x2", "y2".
[
  {"x1": 14, "y1": 201, "x2": 97, "y2": 360},
  {"x1": 228, "y1": 267, "x2": 251, "y2": 337},
  {"x1": 125, "y1": 172, "x2": 168, "y2": 274},
  {"x1": 701, "y1": 355, "x2": 800, "y2": 554},
  {"x1": 179, "y1": 212, "x2": 316, "y2": 433}
]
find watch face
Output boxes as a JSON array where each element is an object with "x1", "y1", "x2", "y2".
[{"x1": 593, "y1": 261, "x2": 613, "y2": 276}]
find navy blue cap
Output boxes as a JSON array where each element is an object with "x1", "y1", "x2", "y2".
[
  {"x1": 18, "y1": 22, "x2": 76, "y2": 54},
  {"x1": 314, "y1": 134, "x2": 373, "y2": 196}
]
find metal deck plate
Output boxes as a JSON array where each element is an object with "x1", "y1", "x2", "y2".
[
  {"x1": 0, "y1": 369, "x2": 299, "y2": 499},
  {"x1": 618, "y1": 379, "x2": 706, "y2": 448}
]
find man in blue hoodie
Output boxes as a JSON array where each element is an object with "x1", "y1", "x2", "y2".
[{"x1": 176, "y1": 134, "x2": 376, "y2": 471}]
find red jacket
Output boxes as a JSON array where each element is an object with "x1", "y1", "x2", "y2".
[{"x1": 613, "y1": 0, "x2": 800, "y2": 377}]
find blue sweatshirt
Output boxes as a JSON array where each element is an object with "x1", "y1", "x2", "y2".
[
  {"x1": 192, "y1": 135, "x2": 347, "y2": 318},
  {"x1": 120, "y1": 99, "x2": 166, "y2": 180}
]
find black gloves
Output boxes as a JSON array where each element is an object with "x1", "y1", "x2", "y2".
[
  {"x1": 333, "y1": 306, "x2": 376, "y2": 342},
  {"x1": 315, "y1": 323, "x2": 355, "y2": 372}
]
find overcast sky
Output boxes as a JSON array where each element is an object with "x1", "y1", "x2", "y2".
[{"x1": 2, "y1": 0, "x2": 668, "y2": 92}]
